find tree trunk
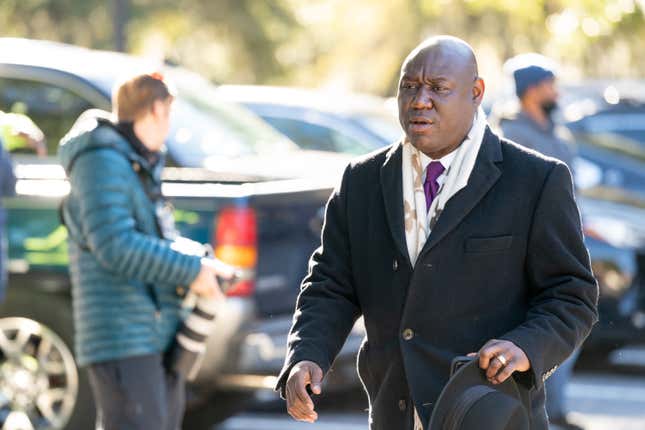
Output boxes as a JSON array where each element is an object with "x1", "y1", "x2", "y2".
[{"x1": 113, "y1": 0, "x2": 129, "y2": 52}]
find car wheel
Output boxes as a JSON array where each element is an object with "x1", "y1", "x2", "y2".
[
  {"x1": 0, "y1": 317, "x2": 80, "y2": 429},
  {"x1": 0, "y1": 288, "x2": 94, "y2": 430}
]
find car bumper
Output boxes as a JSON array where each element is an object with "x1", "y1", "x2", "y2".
[
  {"x1": 218, "y1": 315, "x2": 365, "y2": 393},
  {"x1": 191, "y1": 297, "x2": 256, "y2": 386}
]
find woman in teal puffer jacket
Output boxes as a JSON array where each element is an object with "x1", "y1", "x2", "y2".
[{"x1": 59, "y1": 73, "x2": 228, "y2": 430}]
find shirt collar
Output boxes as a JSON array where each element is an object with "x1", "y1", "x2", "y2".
[{"x1": 419, "y1": 147, "x2": 458, "y2": 173}]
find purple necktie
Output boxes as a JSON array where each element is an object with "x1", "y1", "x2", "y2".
[{"x1": 424, "y1": 161, "x2": 445, "y2": 211}]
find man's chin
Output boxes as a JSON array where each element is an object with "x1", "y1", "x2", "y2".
[{"x1": 408, "y1": 136, "x2": 439, "y2": 153}]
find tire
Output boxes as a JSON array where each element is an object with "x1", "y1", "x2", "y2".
[{"x1": 0, "y1": 285, "x2": 95, "y2": 430}]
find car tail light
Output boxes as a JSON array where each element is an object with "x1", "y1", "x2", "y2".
[{"x1": 213, "y1": 206, "x2": 257, "y2": 297}]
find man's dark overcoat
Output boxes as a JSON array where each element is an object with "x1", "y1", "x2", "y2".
[{"x1": 277, "y1": 128, "x2": 599, "y2": 430}]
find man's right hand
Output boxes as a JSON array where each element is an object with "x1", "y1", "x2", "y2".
[
  {"x1": 286, "y1": 360, "x2": 324, "y2": 423},
  {"x1": 188, "y1": 262, "x2": 226, "y2": 301}
]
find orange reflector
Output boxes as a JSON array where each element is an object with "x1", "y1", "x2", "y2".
[{"x1": 215, "y1": 245, "x2": 257, "y2": 268}]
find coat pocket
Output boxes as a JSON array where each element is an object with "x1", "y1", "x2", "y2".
[{"x1": 464, "y1": 235, "x2": 513, "y2": 253}]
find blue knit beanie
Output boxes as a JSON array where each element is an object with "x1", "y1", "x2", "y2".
[{"x1": 513, "y1": 65, "x2": 555, "y2": 98}]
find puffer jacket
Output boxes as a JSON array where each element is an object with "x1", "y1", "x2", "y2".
[{"x1": 59, "y1": 110, "x2": 201, "y2": 366}]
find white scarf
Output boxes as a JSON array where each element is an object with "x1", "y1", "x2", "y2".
[{"x1": 402, "y1": 107, "x2": 488, "y2": 267}]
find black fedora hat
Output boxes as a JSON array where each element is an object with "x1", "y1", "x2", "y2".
[{"x1": 428, "y1": 357, "x2": 529, "y2": 430}]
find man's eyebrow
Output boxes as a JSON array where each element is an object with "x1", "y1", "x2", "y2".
[
  {"x1": 424, "y1": 76, "x2": 452, "y2": 84},
  {"x1": 401, "y1": 75, "x2": 458, "y2": 84}
]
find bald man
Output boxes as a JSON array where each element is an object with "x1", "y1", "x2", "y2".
[{"x1": 276, "y1": 36, "x2": 598, "y2": 429}]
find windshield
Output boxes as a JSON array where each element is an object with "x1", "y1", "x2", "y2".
[
  {"x1": 582, "y1": 112, "x2": 645, "y2": 144},
  {"x1": 94, "y1": 68, "x2": 299, "y2": 168},
  {"x1": 167, "y1": 70, "x2": 299, "y2": 167},
  {"x1": 573, "y1": 112, "x2": 645, "y2": 162},
  {"x1": 352, "y1": 112, "x2": 402, "y2": 144}
]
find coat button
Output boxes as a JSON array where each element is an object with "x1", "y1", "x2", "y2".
[
  {"x1": 398, "y1": 399, "x2": 407, "y2": 411},
  {"x1": 176, "y1": 286, "x2": 186, "y2": 296},
  {"x1": 393, "y1": 259, "x2": 399, "y2": 271},
  {"x1": 402, "y1": 328, "x2": 414, "y2": 341},
  {"x1": 155, "y1": 311, "x2": 161, "y2": 321}
]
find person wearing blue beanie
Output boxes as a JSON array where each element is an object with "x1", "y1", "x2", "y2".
[
  {"x1": 513, "y1": 65, "x2": 556, "y2": 99},
  {"x1": 496, "y1": 57, "x2": 575, "y2": 169}
]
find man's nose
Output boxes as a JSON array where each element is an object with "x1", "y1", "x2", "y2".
[{"x1": 411, "y1": 86, "x2": 434, "y2": 109}]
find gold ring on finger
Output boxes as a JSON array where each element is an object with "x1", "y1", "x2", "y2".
[{"x1": 495, "y1": 354, "x2": 508, "y2": 367}]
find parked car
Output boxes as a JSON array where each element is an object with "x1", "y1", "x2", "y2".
[
  {"x1": 561, "y1": 83, "x2": 645, "y2": 352},
  {"x1": 553, "y1": 84, "x2": 645, "y2": 355},
  {"x1": 215, "y1": 85, "x2": 402, "y2": 155},
  {"x1": 486, "y1": 81, "x2": 645, "y2": 199},
  {"x1": 0, "y1": 38, "x2": 361, "y2": 430},
  {"x1": 578, "y1": 192, "x2": 645, "y2": 353},
  {"x1": 562, "y1": 81, "x2": 645, "y2": 199}
]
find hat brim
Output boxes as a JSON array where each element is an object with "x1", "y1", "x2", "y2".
[{"x1": 428, "y1": 358, "x2": 523, "y2": 430}]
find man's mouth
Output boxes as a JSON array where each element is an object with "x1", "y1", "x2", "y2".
[
  {"x1": 408, "y1": 117, "x2": 435, "y2": 132},
  {"x1": 409, "y1": 117, "x2": 433, "y2": 125}
]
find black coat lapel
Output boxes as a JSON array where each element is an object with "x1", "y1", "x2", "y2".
[
  {"x1": 380, "y1": 141, "x2": 412, "y2": 269},
  {"x1": 416, "y1": 128, "x2": 503, "y2": 262}
]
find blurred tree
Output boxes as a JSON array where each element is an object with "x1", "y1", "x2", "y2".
[
  {"x1": 275, "y1": 0, "x2": 645, "y2": 95},
  {"x1": 0, "y1": 0, "x2": 112, "y2": 48},
  {"x1": 127, "y1": 0, "x2": 298, "y2": 83},
  {"x1": 0, "y1": 0, "x2": 643, "y2": 95},
  {"x1": 113, "y1": 0, "x2": 129, "y2": 52}
]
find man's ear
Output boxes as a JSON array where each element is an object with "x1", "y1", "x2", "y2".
[
  {"x1": 472, "y1": 78, "x2": 485, "y2": 105},
  {"x1": 151, "y1": 100, "x2": 162, "y2": 119}
]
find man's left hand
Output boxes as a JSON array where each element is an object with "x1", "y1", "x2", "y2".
[{"x1": 469, "y1": 339, "x2": 530, "y2": 385}]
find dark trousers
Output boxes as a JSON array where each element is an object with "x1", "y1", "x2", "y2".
[{"x1": 88, "y1": 353, "x2": 186, "y2": 430}]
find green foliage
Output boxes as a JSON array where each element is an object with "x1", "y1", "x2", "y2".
[{"x1": 0, "y1": 0, "x2": 643, "y2": 95}]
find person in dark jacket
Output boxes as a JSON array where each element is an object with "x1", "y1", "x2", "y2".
[
  {"x1": 59, "y1": 73, "x2": 232, "y2": 430},
  {"x1": 0, "y1": 141, "x2": 17, "y2": 303},
  {"x1": 277, "y1": 36, "x2": 598, "y2": 430},
  {"x1": 495, "y1": 54, "x2": 576, "y2": 169},
  {"x1": 496, "y1": 55, "x2": 584, "y2": 430}
]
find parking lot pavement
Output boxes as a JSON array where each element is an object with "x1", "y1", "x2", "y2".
[
  {"x1": 561, "y1": 372, "x2": 645, "y2": 430},
  {"x1": 216, "y1": 413, "x2": 367, "y2": 430},
  {"x1": 215, "y1": 372, "x2": 645, "y2": 430}
]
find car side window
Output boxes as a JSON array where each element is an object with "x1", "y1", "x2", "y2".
[
  {"x1": 262, "y1": 116, "x2": 367, "y2": 155},
  {"x1": 0, "y1": 77, "x2": 93, "y2": 156}
]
